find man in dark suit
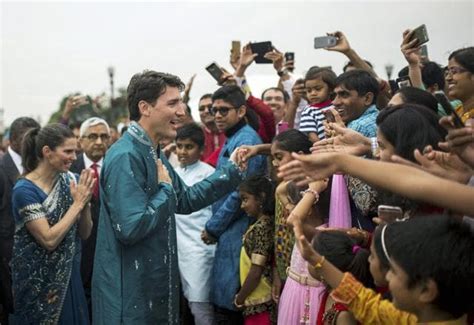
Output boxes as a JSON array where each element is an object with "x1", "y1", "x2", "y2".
[
  {"x1": 69, "y1": 117, "x2": 110, "y2": 320},
  {"x1": 0, "y1": 117, "x2": 40, "y2": 324}
]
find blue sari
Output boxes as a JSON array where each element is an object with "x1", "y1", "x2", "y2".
[{"x1": 10, "y1": 172, "x2": 89, "y2": 325}]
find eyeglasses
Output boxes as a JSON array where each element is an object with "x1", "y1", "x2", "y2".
[
  {"x1": 83, "y1": 133, "x2": 110, "y2": 141},
  {"x1": 263, "y1": 96, "x2": 284, "y2": 102},
  {"x1": 445, "y1": 66, "x2": 468, "y2": 76},
  {"x1": 209, "y1": 106, "x2": 236, "y2": 117},
  {"x1": 198, "y1": 104, "x2": 213, "y2": 112}
]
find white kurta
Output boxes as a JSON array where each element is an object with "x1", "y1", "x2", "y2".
[{"x1": 175, "y1": 161, "x2": 216, "y2": 302}]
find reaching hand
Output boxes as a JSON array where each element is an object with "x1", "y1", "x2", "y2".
[
  {"x1": 156, "y1": 159, "x2": 172, "y2": 185},
  {"x1": 71, "y1": 169, "x2": 96, "y2": 208},
  {"x1": 391, "y1": 146, "x2": 473, "y2": 184},
  {"x1": 219, "y1": 67, "x2": 237, "y2": 87},
  {"x1": 230, "y1": 147, "x2": 249, "y2": 171},
  {"x1": 312, "y1": 123, "x2": 370, "y2": 157},
  {"x1": 294, "y1": 221, "x2": 319, "y2": 265},
  {"x1": 323, "y1": 108, "x2": 345, "y2": 138},
  {"x1": 264, "y1": 48, "x2": 284, "y2": 73},
  {"x1": 230, "y1": 48, "x2": 240, "y2": 71},
  {"x1": 308, "y1": 179, "x2": 329, "y2": 194},
  {"x1": 162, "y1": 142, "x2": 176, "y2": 158},
  {"x1": 291, "y1": 79, "x2": 306, "y2": 103},
  {"x1": 183, "y1": 74, "x2": 196, "y2": 102},
  {"x1": 325, "y1": 31, "x2": 351, "y2": 54},
  {"x1": 238, "y1": 44, "x2": 258, "y2": 70},
  {"x1": 278, "y1": 152, "x2": 342, "y2": 186},
  {"x1": 237, "y1": 145, "x2": 260, "y2": 163},
  {"x1": 401, "y1": 29, "x2": 421, "y2": 66},
  {"x1": 63, "y1": 95, "x2": 88, "y2": 119},
  {"x1": 439, "y1": 117, "x2": 474, "y2": 169}
]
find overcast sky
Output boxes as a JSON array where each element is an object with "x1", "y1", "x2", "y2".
[{"x1": 1, "y1": 0, "x2": 473, "y2": 128}]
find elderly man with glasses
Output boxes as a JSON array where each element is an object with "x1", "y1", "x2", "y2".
[{"x1": 70, "y1": 116, "x2": 111, "y2": 321}]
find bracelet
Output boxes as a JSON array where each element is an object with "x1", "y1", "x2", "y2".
[
  {"x1": 370, "y1": 137, "x2": 379, "y2": 158},
  {"x1": 312, "y1": 256, "x2": 326, "y2": 269},
  {"x1": 301, "y1": 189, "x2": 320, "y2": 203},
  {"x1": 233, "y1": 295, "x2": 244, "y2": 308}
]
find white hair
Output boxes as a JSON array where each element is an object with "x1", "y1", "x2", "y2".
[{"x1": 79, "y1": 117, "x2": 110, "y2": 137}]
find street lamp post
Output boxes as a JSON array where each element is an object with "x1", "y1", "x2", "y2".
[
  {"x1": 385, "y1": 63, "x2": 394, "y2": 80},
  {"x1": 108, "y1": 66, "x2": 115, "y2": 108}
]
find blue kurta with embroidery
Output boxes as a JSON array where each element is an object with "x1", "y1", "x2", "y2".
[
  {"x1": 205, "y1": 124, "x2": 267, "y2": 310},
  {"x1": 91, "y1": 122, "x2": 243, "y2": 325}
]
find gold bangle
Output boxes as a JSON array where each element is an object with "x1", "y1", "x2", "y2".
[{"x1": 312, "y1": 256, "x2": 325, "y2": 269}]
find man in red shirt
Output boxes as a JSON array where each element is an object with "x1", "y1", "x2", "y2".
[{"x1": 198, "y1": 94, "x2": 226, "y2": 166}]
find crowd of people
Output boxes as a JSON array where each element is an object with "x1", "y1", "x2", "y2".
[{"x1": 0, "y1": 27, "x2": 473, "y2": 325}]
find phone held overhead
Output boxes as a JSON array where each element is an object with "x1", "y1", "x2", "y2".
[
  {"x1": 205, "y1": 62, "x2": 224, "y2": 83},
  {"x1": 231, "y1": 40, "x2": 241, "y2": 62},
  {"x1": 249, "y1": 41, "x2": 273, "y2": 64},
  {"x1": 409, "y1": 24, "x2": 429, "y2": 46},
  {"x1": 314, "y1": 36, "x2": 337, "y2": 49}
]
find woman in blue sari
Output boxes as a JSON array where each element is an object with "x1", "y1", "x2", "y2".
[{"x1": 10, "y1": 123, "x2": 95, "y2": 325}]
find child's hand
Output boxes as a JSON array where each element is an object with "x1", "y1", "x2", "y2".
[
  {"x1": 200, "y1": 230, "x2": 217, "y2": 245},
  {"x1": 308, "y1": 178, "x2": 329, "y2": 194},
  {"x1": 238, "y1": 145, "x2": 258, "y2": 163},
  {"x1": 233, "y1": 294, "x2": 245, "y2": 310},
  {"x1": 294, "y1": 221, "x2": 319, "y2": 265},
  {"x1": 272, "y1": 268, "x2": 282, "y2": 304},
  {"x1": 229, "y1": 147, "x2": 249, "y2": 171}
]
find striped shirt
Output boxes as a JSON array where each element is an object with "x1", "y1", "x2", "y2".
[{"x1": 298, "y1": 101, "x2": 333, "y2": 140}]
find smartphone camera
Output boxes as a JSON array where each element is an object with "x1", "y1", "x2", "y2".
[
  {"x1": 284, "y1": 52, "x2": 294, "y2": 62},
  {"x1": 205, "y1": 62, "x2": 224, "y2": 83},
  {"x1": 314, "y1": 36, "x2": 337, "y2": 49},
  {"x1": 397, "y1": 78, "x2": 412, "y2": 89}
]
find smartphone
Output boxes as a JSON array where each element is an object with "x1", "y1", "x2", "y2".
[
  {"x1": 433, "y1": 91, "x2": 464, "y2": 128},
  {"x1": 389, "y1": 76, "x2": 412, "y2": 94},
  {"x1": 249, "y1": 41, "x2": 273, "y2": 64},
  {"x1": 205, "y1": 62, "x2": 224, "y2": 83},
  {"x1": 314, "y1": 36, "x2": 337, "y2": 49},
  {"x1": 377, "y1": 205, "x2": 403, "y2": 223},
  {"x1": 396, "y1": 76, "x2": 412, "y2": 89},
  {"x1": 72, "y1": 95, "x2": 89, "y2": 107},
  {"x1": 323, "y1": 109, "x2": 335, "y2": 123},
  {"x1": 410, "y1": 24, "x2": 429, "y2": 46},
  {"x1": 231, "y1": 40, "x2": 241, "y2": 61},
  {"x1": 285, "y1": 52, "x2": 294, "y2": 62},
  {"x1": 420, "y1": 44, "x2": 428, "y2": 58}
]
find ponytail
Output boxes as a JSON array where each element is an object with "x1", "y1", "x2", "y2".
[
  {"x1": 313, "y1": 231, "x2": 374, "y2": 288},
  {"x1": 21, "y1": 127, "x2": 41, "y2": 174},
  {"x1": 347, "y1": 246, "x2": 373, "y2": 288},
  {"x1": 20, "y1": 123, "x2": 74, "y2": 174}
]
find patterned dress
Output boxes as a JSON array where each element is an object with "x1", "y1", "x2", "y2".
[
  {"x1": 274, "y1": 189, "x2": 295, "y2": 281},
  {"x1": 240, "y1": 216, "x2": 274, "y2": 318}
]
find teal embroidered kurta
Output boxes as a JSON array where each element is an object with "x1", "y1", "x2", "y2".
[{"x1": 92, "y1": 122, "x2": 242, "y2": 325}]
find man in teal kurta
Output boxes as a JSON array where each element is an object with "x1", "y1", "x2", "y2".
[{"x1": 91, "y1": 71, "x2": 244, "y2": 324}]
